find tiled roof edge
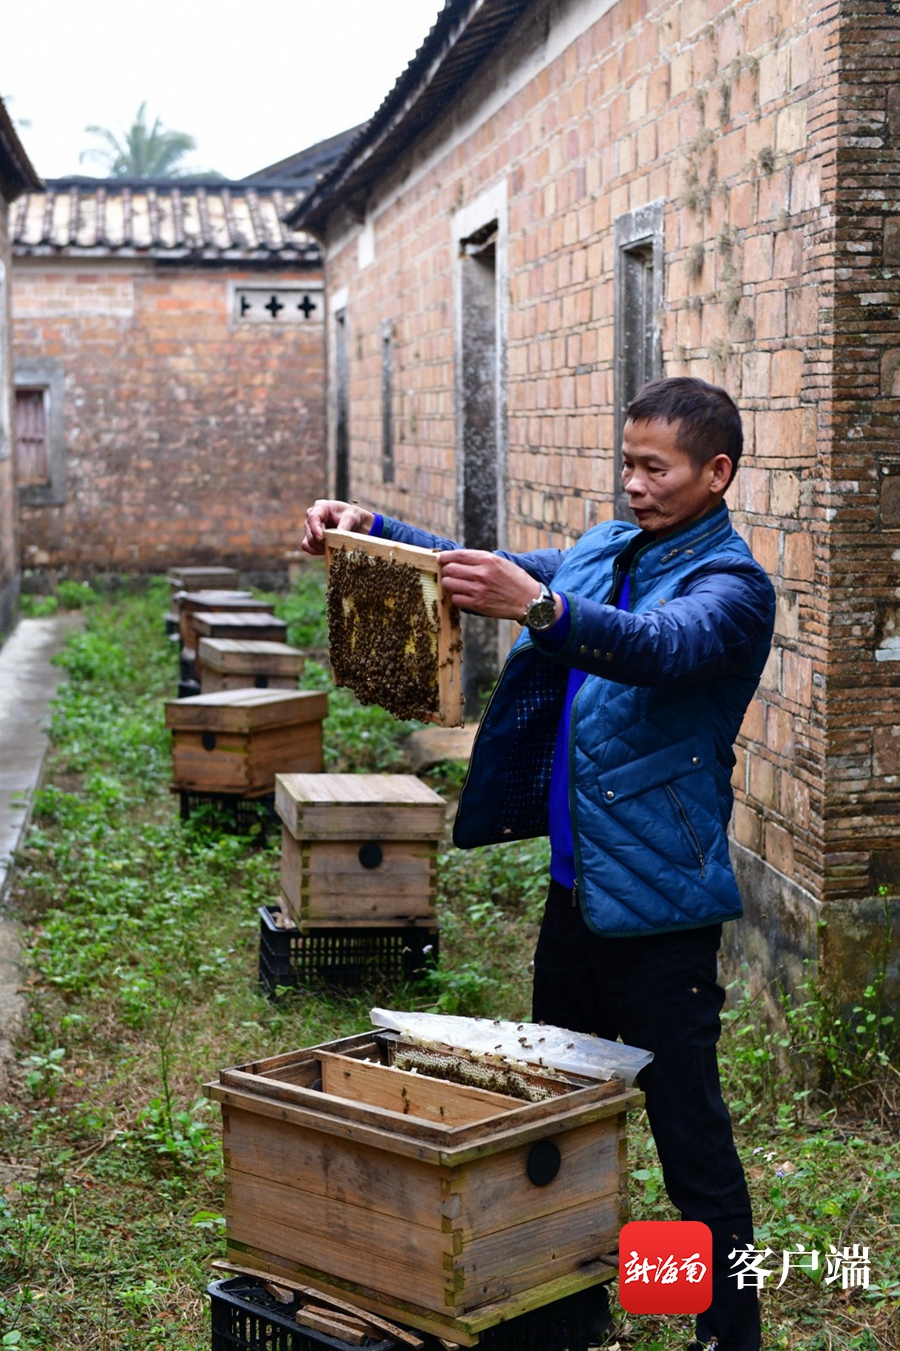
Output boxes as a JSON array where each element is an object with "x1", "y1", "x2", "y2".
[
  {"x1": 0, "y1": 99, "x2": 42, "y2": 201},
  {"x1": 288, "y1": 0, "x2": 531, "y2": 234},
  {"x1": 11, "y1": 178, "x2": 323, "y2": 262},
  {"x1": 39, "y1": 175, "x2": 302, "y2": 193}
]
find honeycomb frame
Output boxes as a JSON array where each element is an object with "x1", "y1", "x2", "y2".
[{"x1": 324, "y1": 528, "x2": 464, "y2": 727}]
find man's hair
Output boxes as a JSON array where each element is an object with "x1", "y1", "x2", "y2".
[{"x1": 625, "y1": 376, "x2": 743, "y2": 485}]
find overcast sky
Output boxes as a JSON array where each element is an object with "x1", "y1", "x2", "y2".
[{"x1": 2, "y1": 0, "x2": 445, "y2": 181}]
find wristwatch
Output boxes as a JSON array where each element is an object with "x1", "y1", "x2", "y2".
[{"x1": 523, "y1": 583, "x2": 558, "y2": 630}]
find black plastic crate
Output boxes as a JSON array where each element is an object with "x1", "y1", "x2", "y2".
[
  {"x1": 259, "y1": 904, "x2": 437, "y2": 994},
  {"x1": 209, "y1": 1277, "x2": 597, "y2": 1351},
  {"x1": 209, "y1": 1277, "x2": 400, "y2": 1351},
  {"x1": 179, "y1": 791, "x2": 278, "y2": 839},
  {"x1": 461, "y1": 1286, "x2": 594, "y2": 1350}
]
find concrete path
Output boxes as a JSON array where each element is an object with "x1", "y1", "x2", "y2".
[{"x1": 0, "y1": 615, "x2": 81, "y2": 1096}]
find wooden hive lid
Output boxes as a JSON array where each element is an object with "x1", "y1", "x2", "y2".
[
  {"x1": 167, "y1": 566, "x2": 238, "y2": 589},
  {"x1": 178, "y1": 591, "x2": 272, "y2": 611},
  {"x1": 276, "y1": 772, "x2": 446, "y2": 840},
  {"x1": 194, "y1": 611, "x2": 288, "y2": 637},
  {"x1": 165, "y1": 687, "x2": 327, "y2": 732},
  {"x1": 198, "y1": 637, "x2": 303, "y2": 674}
]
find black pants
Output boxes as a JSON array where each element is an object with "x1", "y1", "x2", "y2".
[{"x1": 533, "y1": 880, "x2": 760, "y2": 1351}]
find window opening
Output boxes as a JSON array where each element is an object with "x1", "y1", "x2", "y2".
[
  {"x1": 15, "y1": 389, "x2": 50, "y2": 486},
  {"x1": 614, "y1": 202, "x2": 664, "y2": 519},
  {"x1": 334, "y1": 309, "x2": 350, "y2": 501},
  {"x1": 234, "y1": 286, "x2": 323, "y2": 323},
  {"x1": 381, "y1": 320, "x2": 394, "y2": 484},
  {"x1": 459, "y1": 224, "x2": 499, "y2": 708}
]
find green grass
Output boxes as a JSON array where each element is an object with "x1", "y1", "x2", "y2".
[{"x1": 0, "y1": 579, "x2": 897, "y2": 1350}]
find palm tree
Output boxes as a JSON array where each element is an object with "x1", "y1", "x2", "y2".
[{"x1": 80, "y1": 103, "x2": 201, "y2": 178}]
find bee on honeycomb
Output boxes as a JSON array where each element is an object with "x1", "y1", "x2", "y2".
[
  {"x1": 327, "y1": 547, "x2": 448, "y2": 721},
  {"x1": 392, "y1": 1048, "x2": 555, "y2": 1102}
]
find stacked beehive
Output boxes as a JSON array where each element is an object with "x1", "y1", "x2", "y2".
[
  {"x1": 260, "y1": 773, "x2": 445, "y2": 991},
  {"x1": 206, "y1": 1023, "x2": 642, "y2": 1347},
  {"x1": 197, "y1": 637, "x2": 304, "y2": 693},
  {"x1": 163, "y1": 541, "x2": 453, "y2": 986},
  {"x1": 164, "y1": 571, "x2": 323, "y2": 829},
  {"x1": 176, "y1": 590, "x2": 280, "y2": 695},
  {"x1": 167, "y1": 689, "x2": 327, "y2": 792},
  {"x1": 164, "y1": 565, "x2": 238, "y2": 639}
]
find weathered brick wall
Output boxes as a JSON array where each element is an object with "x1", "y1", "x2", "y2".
[
  {"x1": 0, "y1": 197, "x2": 18, "y2": 635},
  {"x1": 821, "y1": 2, "x2": 900, "y2": 912},
  {"x1": 12, "y1": 261, "x2": 325, "y2": 575},
  {"x1": 323, "y1": 0, "x2": 844, "y2": 927}
]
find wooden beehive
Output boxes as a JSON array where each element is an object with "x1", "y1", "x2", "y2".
[
  {"x1": 324, "y1": 529, "x2": 463, "y2": 728},
  {"x1": 197, "y1": 638, "x2": 304, "y2": 694},
  {"x1": 178, "y1": 591, "x2": 275, "y2": 651},
  {"x1": 193, "y1": 611, "x2": 289, "y2": 645},
  {"x1": 167, "y1": 565, "x2": 238, "y2": 597},
  {"x1": 165, "y1": 689, "x2": 327, "y2": 794},
  {"x1": 206, "y1": 1032, "x2": 640, "y2": 1345},
  {"x1": 275, "y1": 773, "x2": 445, "y2": 929}
]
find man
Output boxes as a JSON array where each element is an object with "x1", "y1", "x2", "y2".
[{"x1": 303, "y1": 376, "x2": 774, "y2": 1351}]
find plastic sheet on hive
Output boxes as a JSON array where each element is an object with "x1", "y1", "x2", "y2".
[
  {"x1": 324, "y1": 528, "x2": 463, "y2": 727},
  {"x1": 370, "y1": 1007, "x2": 653, "y2": 1086}
]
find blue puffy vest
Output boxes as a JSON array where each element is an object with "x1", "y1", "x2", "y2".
[{"x1": 381, "y1": 504, "x2": 775, "y2": 937}]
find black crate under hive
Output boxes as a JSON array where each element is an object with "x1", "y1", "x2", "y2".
[
  {"x1": 258, "y1": 905, "x2": 436, "y2": 994},
  {"x1": 209, "y1": 1276, "x2": 595, "y2": 1351},
  {"x1": 323, "y1": 529, "x2": 463, "y2": 727},
  {"x1": 180, "y1": 792, "x2": 278, "y2": 838},
  {"x1": 209, "y1": 1277, "x2": 400, "y2": 1351}
]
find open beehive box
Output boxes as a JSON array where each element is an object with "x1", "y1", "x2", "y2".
[
  {"x1": 324, "y1": 529, "x2": 463, "y2": 728},
  {"x1": 198, "y1": 638, "x2": 304, "y2": 694},
  {"x1": 207, "y1": 1017, "x2": 644, "y2": 1344},
  {"x1": 165, "y1": 688, "x2": 327, "y2": 794},
  {"x1": 275, "y1": 772, "x2": 445, "y2": 930}
]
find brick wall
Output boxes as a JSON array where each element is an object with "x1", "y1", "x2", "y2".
[
  {"x1": 0, "y1": 197, "x2": 18, "y2": 635},
  {"x1": 821, "y1": 2, "x2": 900, "y2": 912},
  {"x1": 12, "y1": 261, "x2": 325, "y2": 575},
  {"x1": 316, "y1": 0, "x2": 900, "y2": 987}
]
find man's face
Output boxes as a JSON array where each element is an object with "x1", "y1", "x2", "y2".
[{"x1": 621, "y1": 417, "x2": 727, "y2": 537}]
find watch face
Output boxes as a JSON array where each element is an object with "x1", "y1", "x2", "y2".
[{"x1": 526, "y1": 593, "x2": 557, "y2": 629}]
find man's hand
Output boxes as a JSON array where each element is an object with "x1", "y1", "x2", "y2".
[
  {"x1": 302, "y1": 500, "x2": 375, "y2": 555},
  {"x1": 439, "y1": 550, "x2": 562, "y2": 623}
]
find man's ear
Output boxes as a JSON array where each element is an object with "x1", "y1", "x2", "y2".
[{"x1": 709, "y1": 454, "x2": 733, "y2": 494}]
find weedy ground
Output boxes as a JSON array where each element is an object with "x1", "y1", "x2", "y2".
[{"x1": 0, "y1": 577, "x2": 897, "y2": 1351}]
